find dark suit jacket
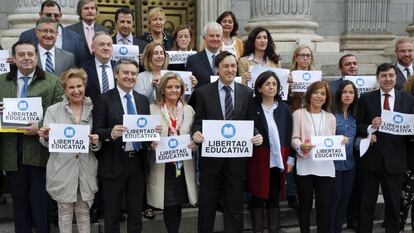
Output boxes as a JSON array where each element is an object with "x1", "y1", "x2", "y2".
[
  {"x1": 357, "y1": 89, "x2": 414, "y2": 173},
  {"x1": 66, "y1": 22, "x2": 110, "y2": 61},
  {"x1": 81, "y1": 59, "x2": 116, "y2": 104},
  {"x1": 19, "y1": 26, "x2": 87, "y2": 66},
  {"x1": 92, "y1": 88, "x2": 150, "y2": 178},
  {"x1": 395, "y1": 64, "x2": 414, "y2": 90},
  {"x1": 186, "y1": 50, "x2": 215, "y2": 88},
  {"x1": 111, "y1": 34, "x2": 148, "y2": 54}
]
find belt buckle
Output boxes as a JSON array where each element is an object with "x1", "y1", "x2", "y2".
[{"x1": 127, "y1": 151, "x2": 136, "y2": 158}]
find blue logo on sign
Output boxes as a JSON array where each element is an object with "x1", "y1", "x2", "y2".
[
  {"x1": 119, "y1": 46, "x2": 128, "y2": 55},
  {"x1": 168, "y1": 138, "x2": 178, "y2": 149},
  {"x1": 17, "y1": 100, "x2": 29, "y2": 111},
  {"x1": 137, "y1": 117, "x2": 147, "y2": 128},
  {"x1": 324, "y1": 138, "x2": 334, "y2": 148},
  {"x1": 356, "y1": 78, "x2": 365, "y2": 86},
  {"x1": 302, "y1": 72, "x2": 311, "y2": 81},
  {"x1": 393, "y1": 114, "x2": 403, "y2": 124},
  {"x1": 221, "y1": 123, "x2": 236, "y2": 139},
  {"x1": 64, "y1": 127, "x2": 75, "y2": 138}
]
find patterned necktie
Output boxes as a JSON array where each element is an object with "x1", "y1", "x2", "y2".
[
  {"x1": 101, "y1": 64, "x2": 109, "y2": 93},
  {"x1": 383, "y1": 93, "x2": 390, "y2": 110},
  {"x1": 121, "y1": 37, "x2": 129, "y2": 45},
  {"x1": 125, "y1": 93, "x2": 142, "y2": 150},
  {"x1": 211, "y1": 54, "x2": 216, "y2": 71},
  {"x1": 20, "y1": 76, "x2": 30, "y2": 98},
  {"x1": 223, "y1": 86, "x2": 234, "y2": 120},
  {"x1": 86, "y1": 26, "x2": 94, "y2": 53},
  {"x1": 45, "y1": 51, "x2": 54, "y2": 73},
  {"x1": 405, "y1": 67, "x2": 411, "y2": 78}
]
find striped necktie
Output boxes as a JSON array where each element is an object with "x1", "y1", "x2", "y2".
[
  {"x1": 223, "y1": 86, "x2": 234, "y2": 120},
  {"x1": 45, "y1": 51, "x2": 54, "y2": 73},
  {"x1": 101, "y1": 64, "x2": 109, "y2": 93}
]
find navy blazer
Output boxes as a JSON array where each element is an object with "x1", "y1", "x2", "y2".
[
  {"x1": 186, "y1": 50, "x2": 215, "y2": 88},
  {"x1": 357, "y1": 89, "x2": 414, "y2": 173},
  {"x1": 81, "y1": 59, "x2": 116, "y2": 104},
  {"x1": 19, "y1": 26, "x2": 87, "y2": 66},
  {"x1": 92, "y1": 88, "x2": 150, "y2": 178}
]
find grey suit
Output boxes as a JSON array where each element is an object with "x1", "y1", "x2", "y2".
[
  {"x1": 395, "y1": 63, "x2": 414, "y2": 90},
  {"x1": 37, "y1": 47, "x2": 76, "y2": 76}
]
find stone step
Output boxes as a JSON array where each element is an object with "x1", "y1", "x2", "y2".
[{"x1": 0, "y1": 193, "x2": 388, "y2": 233}]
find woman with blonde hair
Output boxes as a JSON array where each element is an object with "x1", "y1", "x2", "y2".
[
  {"x1": 139, "y1": 7, "x2": 173, "y2": 50},
  {"x1": 149, "y1": 72, "x2": 197, "y2": 233}
]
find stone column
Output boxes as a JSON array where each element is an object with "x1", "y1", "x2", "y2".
[
  {"x1": 244, "y1": 0, "x2": 323, "y2": 45},
  {"x1": 406, "y1": 3, "x2": 414, "y2": 37},
  {"x1": 1, "y1": 0, "x2": 79, "y2": 50},
  {"x1": 340, "y1": 0, "x2": 395, "y2": 52}
]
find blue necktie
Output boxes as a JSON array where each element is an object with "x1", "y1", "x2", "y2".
[
  {"x1": 125, "y1": 93, "x2": 142, "y2": 151},
  {"x1": 101, "y1": 64, "x2": 109, "y2": 93},
  {"x1": 20, "y1": 76, "x2": 30, "y2": 98},
  {"x1": 45, "y1": 51, "x2": 54, "y2": 73},
  {"x1": 223, "y1": 86, "x2": 234, "y2": 120}
]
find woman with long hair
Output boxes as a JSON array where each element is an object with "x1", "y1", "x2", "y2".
[{"x1": 216, "y1": 11, "x2": 243, "y2": 59}]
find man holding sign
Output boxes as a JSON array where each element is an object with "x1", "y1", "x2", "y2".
[
  {"x1": 356, "y1": 63, "x2": 414, "y2": 232},
  {"x1": 0, "y1": 40, "x2": 63, "y2": 233},
  {"x1": 92, "y1": 58, "x2": 149, "y2": 233},
  {"x1": 191, "y1": 51, "x2": 263, "y2": 233}
]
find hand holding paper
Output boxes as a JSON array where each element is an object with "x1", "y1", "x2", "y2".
[
  {"x1": 192, "y1": 131, "x2": 204, "y2": 144},
  {"x1": 89, "y1": 134, "x2": 99, "y2": 145},
  {"x1": 21, "y1": 122, "x2": 39, "y2": 136},
  {"x1": 371, "y1": 117, "x2": 382, "y2": 129},
  {"x1": 251, "y1": 134, "x2": 263, "y2": 146},
  {"x1": 38, "y1": 127, "x2": 50, "y2": 139},
  {"x1": 111, "y1": 125, "x2": 127, "y2": 140}
]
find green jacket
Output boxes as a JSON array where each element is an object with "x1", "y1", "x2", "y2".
[{"x1": 0, "y1": 65, "x2": 63, "y2": 171}]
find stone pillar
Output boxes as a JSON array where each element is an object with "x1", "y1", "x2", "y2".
[
  {"x1": 1, "y1": 0, "x2": 79, "y2": 50},
  {"x1": 196, "y1": 0, "x2": 231, "y2": 49},
  {"x1": 406, "y1": 3, "x2": 414, "y2": 37},
  {"x1": 244, "y1": 0, "x2": 323, "y2": 45},
  {"x1": 340, "y1": 0, "x2": 395, "y2": 52}
]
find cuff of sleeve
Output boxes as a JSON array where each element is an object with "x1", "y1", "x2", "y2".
[{"x1": 287, "y1": 156, "x2": 295, "y2": 165}]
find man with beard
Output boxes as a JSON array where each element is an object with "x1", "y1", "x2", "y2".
[{"x1": 394, "y1": 37, "x2": 414, "y2": 90}]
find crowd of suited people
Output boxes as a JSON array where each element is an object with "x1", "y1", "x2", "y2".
[{"x1": 1, "y1": 0, "x2": 414, "y2": 233}]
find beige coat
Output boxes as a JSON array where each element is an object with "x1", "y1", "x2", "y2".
[{"x1": 147, "y1": 104, "x2": 198, "y2": 209}]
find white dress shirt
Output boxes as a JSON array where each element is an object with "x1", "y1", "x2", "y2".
[
  {"x1": 95, "y1": 59, "x2": 115, "y2": 93},
  {"x1": 116, "y1": 33, "x2": 133, "y2": 45},
  {"x1": 205, "y1": 48, "x2": 220, "y2": 69},
  {"x1": 262, "y1": 103, "x2": 284, "y2": 169},
  {"x1": 117, "y1": 86, "x2": 136, "y2": 151},
  {"x1": 38, "y1": 46, "x2": 55, "y2": 72},
  {"x1": 217, "y1": 79, "x2": 235, "y2": 119},
  {"x1": 397, "y1": 63, "x2": 413, "y2": 80},
  {"x1": 16, "y1": 70, "x2": 35, "y2": 97}
]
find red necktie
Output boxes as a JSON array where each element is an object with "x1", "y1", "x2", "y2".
[{"x1": 383, "y1": 93, "x2": 390, "y2": 110}]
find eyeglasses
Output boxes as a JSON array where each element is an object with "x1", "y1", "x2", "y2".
[
  {"x1": 43, "y1": 13, "x2": 61, "y2": 18},
  {"x1": 297, "y1": 53, "x2": 311, "y2": 58},
  {"x1": 36, "y1": 28, "x2": 57, "y2": 34}
]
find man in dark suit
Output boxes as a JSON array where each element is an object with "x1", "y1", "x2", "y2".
[
  {"x1": 66, "y1": 0, "x2": 110, "y2": 62},
  {"x1": 92, "y1": 58, "x2": 149, "y2": 233},
  {"x1": 357, "y1": 63, "x2": 414, "y2": 232},
  {"x1": 186, "y1": 22, "x2": 222, "y2": 88},
  {"x1": 329, "y1": 54, "x2": 359, "y2": 97},
  {"x1": 191, "y1": 51, "x2": 263, "y2": 233},
  {"x1": 394, "y1": 37, "x2": 414, "y2": 90},
  {"x1": 35, "y1": 17, "x2": 75, "y2": 76},
  {"x1": 0, "y1": 40, "x2": 63, "y2": 233},
  {"x1": 81, "y1": 32, "x2": 116, "y2": 104},
  {"x1": 19, "y1": 0, "x2": 86, "y2": 66}
]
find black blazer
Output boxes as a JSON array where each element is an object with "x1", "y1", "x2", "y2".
[
  {"x1": 395, "y1": 64, "x2": 414, "y2": 91},
  {"x1": 66, "y1": 22, "x2": 110, "y2": 61},
  {"x1": 357, "y1": 89, "x2": 414, "y2": 173},
  {"x1": 92, "y1": 88, "x2": 150, "y2": 178},
  {"x1": 186, "y1": 50, "x2": 215, "y2": 88},
  {"x1": 81, "y1": 59, "x2": 116, "y2": 104},
  {"x1": 19, "y1": 26, "x2": 87, "y2": 66}
]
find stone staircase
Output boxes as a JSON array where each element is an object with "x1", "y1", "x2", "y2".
[{"x1": 0, "y1": 193, "x2": 391, "y2": 233}]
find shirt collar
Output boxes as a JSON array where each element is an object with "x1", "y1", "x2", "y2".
[
  {"x1": 205, "y1": 48, "x2": 220, "y2": 58},
  {"x1": 247, "y1": 53, "x2": 267, "y2": 63},
  {"x1": 397, "y1": 62, "x2": 413, "y2": 74},
  {"x1": 117, "y1": 86, "x2": 133, "y2": 99},
  {"x1": 217, "y1": 78, "x2": 235, "y2": 92},
  {"x1": 17, "y1": 70, "x2": 35, "y2": 79},
  {"x1": 82, "y1": 20, "x2": 94, "y2": 30},
  {"x1": 116, "y1": 33, "x2": 133, "y2": 44},
  {"x1": 38, "y1": 45, "x2": 55, "y2": 57},
  {"x1": 95, "y1": 58, "x2": 111, "y2": 68},
  {"x1": 380, "y1": 88, "x2": 395, "y2": 98}
]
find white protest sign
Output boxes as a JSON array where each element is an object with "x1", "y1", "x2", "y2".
[
  {"x1": 155, "y1": 134, "x2": 192, "y2": 163},
  {"x1": 48, "y1": 123, "x2": 90, "y2": 153},
  {"x1": 112, "y1": 44, "x2": 139, "y2": 63},
  {"x1": 359, "y1": 127, "x2": 377, "y2": 157},
  {"x1": 210, "y1": 75, "x2": 242, "y2": 84},
  {"x1": 291, "y1": 70, "x2": 322, "y2": 92},
  {"x1": 202, "y1": 120, "x2": 253, "y2": 158},
  {"x1": 379, "y1": 110, "x2": 414, "y2": 135},
  {"x1": 310, "y1": 135, "x2": 346, "y2": 161},
  {"x1": 167, "y1": 51, "x2": 196, "y2": 64},
  {"x1": 344, "y1": 76, "x2": 378, "y2": 95},
  {"x1": 0, "y1": 50, "x2": 10, "y2": 74},
  {"x1": 2, "y1": 97, "x2": 43, "y2": 124},
  {"x1": 248, "y1": 66, "x2": 290, "y2": 100},
  {"x1": 161, "y1": 70, "x2": 193, "y2": 95},
  {"x1": 123, "y1": 115, "x2": 161, "y2": 142}
]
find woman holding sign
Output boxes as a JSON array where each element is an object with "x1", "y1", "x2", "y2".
[
  {"x1": 38, "y1": 68, "x2": 99, "y2": 233},
  {"x1": 289, "y1": 81, "x2": 336, "y2": 233},
  {"x1": 135, "y1": 42, "x2": 169, "y2": 104},
  {"x1": 246, "y1": 71, "x2": 293, "y2": 233},
  {"x1": 239, "y1": 27, "x2": 281, "y2": 85},
  {"x1": 168, "y1": 25, "x2": 194, "y2": 71},
  {"x1": 148, "y1": 72, "x2": 197, "y2": 233},
  {"x1": 328, "y1": 80, "x2": 357, "y2": 233}
]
